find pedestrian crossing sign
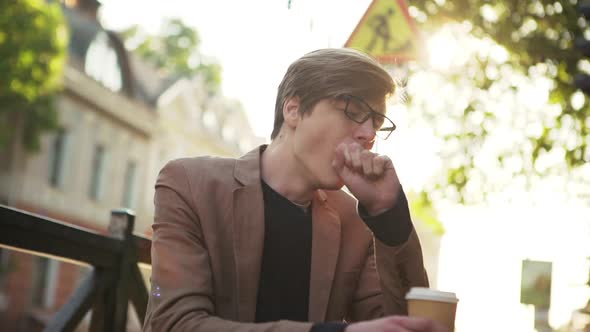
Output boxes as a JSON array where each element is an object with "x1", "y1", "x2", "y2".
[{"x1": 345, "y1": 0, "x2": 423, "y2": 63}]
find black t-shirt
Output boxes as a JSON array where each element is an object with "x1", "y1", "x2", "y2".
[
  {"x1": 255, "y1": 180, "x2": 313, "y2": 322},
  {"x1": 255, "y1": 180, "x2": 413, "y2": 332}
]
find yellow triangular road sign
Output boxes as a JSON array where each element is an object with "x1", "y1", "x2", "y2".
[{"x1": 345, "y1": 0, "x2": 423, "y2": 63}]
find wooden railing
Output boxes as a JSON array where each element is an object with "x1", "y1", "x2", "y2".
[{"x1": 0, "y1": 204, "x2": 151, "y2": 332}]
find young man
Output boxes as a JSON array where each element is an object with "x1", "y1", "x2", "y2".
[{"x1": 143, "y1": 48, "x2": 447, "y2": 332}]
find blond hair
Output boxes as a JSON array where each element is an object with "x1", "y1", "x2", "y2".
[{"x1": 271, "y1": 48, "x2": 395, "y2": 139}]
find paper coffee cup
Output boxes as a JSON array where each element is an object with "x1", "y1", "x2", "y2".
[{"x1": 405, "y1": 287, "x2": 458, "y2": 331}]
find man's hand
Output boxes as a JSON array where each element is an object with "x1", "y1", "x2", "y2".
[
  {"x1": 332, "y1": 141, "x2": 400, "y2": 215},
  {"x1": 345, "y1": 316, "x2": 450, "y2": 332}
]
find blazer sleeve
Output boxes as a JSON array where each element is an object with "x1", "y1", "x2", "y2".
[
  {"x1": 345, "y1": 212, "x2": 429, "y2": 321},
  {"x1": 143, "y1": 160, "x2": 313, "y2": 332}
]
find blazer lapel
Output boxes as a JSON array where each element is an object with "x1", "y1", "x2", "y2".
[
  {"x1": 308, "y1": 190, "x2": 341, "y2": 322},
  {"x1": 233, "y1": 147, "x2": 265, "y2": 322},
  {"x1": 231, "y1": 146, "x2": 343, "y2": 323}
]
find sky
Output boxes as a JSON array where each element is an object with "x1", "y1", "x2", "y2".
[{"x1": 99, "y1": 0, "x2": 374, "y2": 138}]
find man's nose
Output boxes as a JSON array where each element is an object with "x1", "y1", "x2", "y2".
[{"x1": 354, "y1": 119, "x2": 376, "y2": 148}]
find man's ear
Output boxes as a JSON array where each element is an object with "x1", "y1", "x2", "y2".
[{"x1": 283, "y1": 96, "x2": 301, "y2": 129}]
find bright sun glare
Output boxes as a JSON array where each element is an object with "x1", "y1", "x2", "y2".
[{"x1": 427, "y1": 27, "x2": 461, "y2": 71}]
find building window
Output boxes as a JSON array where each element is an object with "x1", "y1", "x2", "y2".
[
  {"x1": 31, "y1": 257, "x2": 59, "y2": 308},
  {"x1": 89, "y1": 145, "x2": 105, "y2": 201},
  {"x1": 85, "y1": 31, "x2": 122, "y2": 92},
  {"x1": 49, "y1": 129, "x2": 68, "y2": 188},
  {"x1": 121, "y1": 161, "x2": 137, "y2": 208}
]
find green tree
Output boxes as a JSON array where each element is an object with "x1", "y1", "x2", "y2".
[
  {"x1": 122, "y1": 19, "x2": 222, "y2": 91},
  {"x1": 0, "y1": 0, "x2": 67, "y2": 151},
  {"x1": 402, "y1": 0, "x2": 589, "y2": 204}
]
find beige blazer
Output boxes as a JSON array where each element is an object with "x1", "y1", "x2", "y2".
[{"x1": 143, "y1": 146, "x2": 429, "y2": 332}]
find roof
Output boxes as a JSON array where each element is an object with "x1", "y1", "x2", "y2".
[{"x1": 62, "y1": 5, "x2": 174, "y2": 107}]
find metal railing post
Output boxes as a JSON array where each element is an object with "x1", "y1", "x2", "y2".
[{"x1": 108, "y1": 209, "x2": 136, "y2": 332}]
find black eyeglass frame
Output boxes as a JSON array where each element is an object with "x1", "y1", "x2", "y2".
[{"x1": 341, "y1": 94, "x2": 396, "y2": 140}]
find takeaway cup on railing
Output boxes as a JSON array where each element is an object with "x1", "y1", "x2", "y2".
[{"x1": 405, "y1": 287, "x2": 459, "y2": 332}]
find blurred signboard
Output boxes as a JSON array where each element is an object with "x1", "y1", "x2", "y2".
[
  {"x1": 520, "y1": 260, "x2": 552, "y2": 309},
  {"x1": 345, "y1": 0, "x2": 423, "y2": 63}
]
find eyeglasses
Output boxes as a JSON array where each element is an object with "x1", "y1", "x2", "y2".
[{"x1": 341, "y1": 94, "x2": 396, "y2": 140}]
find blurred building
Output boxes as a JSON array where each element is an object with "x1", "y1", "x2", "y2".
[{"x1": 0, "y1": 0, "x2": 262, "y2": 330}]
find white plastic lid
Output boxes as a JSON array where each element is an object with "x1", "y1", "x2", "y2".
[{"x1": 405, "y1": 287, "x2": 458, "y2": 303}]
